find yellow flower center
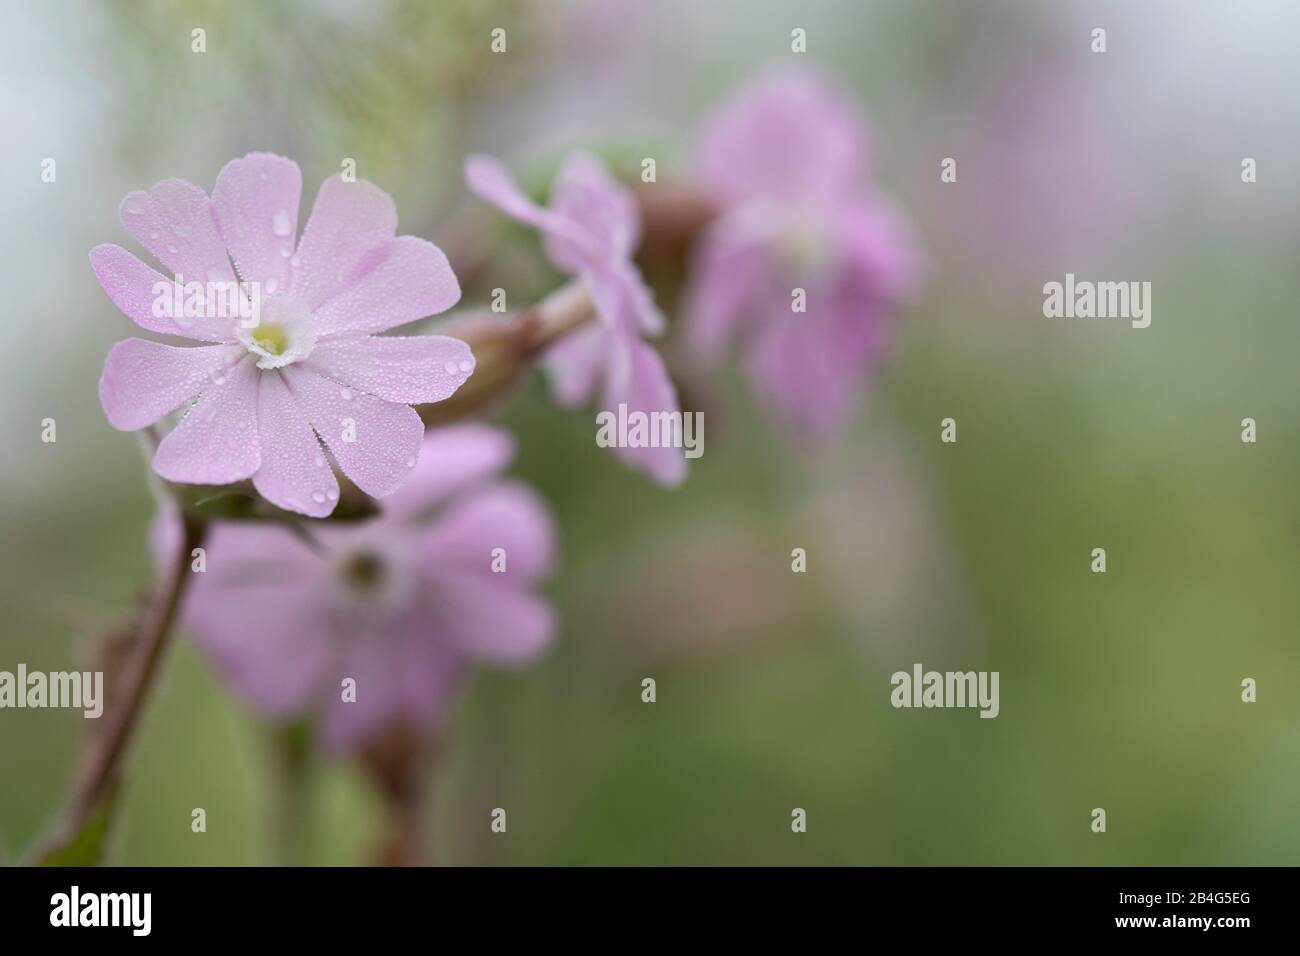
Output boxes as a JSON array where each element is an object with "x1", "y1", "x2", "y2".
[{"x1": 252, "y1": 322, "x2": 288, "y2": 356}]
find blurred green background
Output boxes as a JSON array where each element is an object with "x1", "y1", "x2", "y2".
[{"x1": 1, "y1": 0, "x2": 1297, "y2": 865}]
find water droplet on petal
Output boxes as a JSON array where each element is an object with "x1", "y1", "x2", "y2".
[
  {"x1": 149, "y1": 231, "x2": 160, "y2": 240},
  {"x1": 458, "y1": 359, "x2": 474, "y2": 373},
  {"x1": 326, "y1": 488, "x2": 339, "y2": 501},
  {"x1": 265, "y1": 277, "x2": 278, "y2": 294},
  {"x1": 339, "y1": 387, "x2": 353, "y2": 401},
  {"x1": 259, "y1": 170, "x2": 269, "y2": 181},
  {"x1": 443, "y1": 361, "x2": 459, "y2": 374},
  {"x1": 312, "y1": 491, "x2": 326, "y2": 504},
  {"x1": 124, "y1": 203, "x2": 141, "y2": 216},
  {"x1": 280, "y1": 247, "x2": 291, "y2": 258},
  {"x1": 315, "y1": 453, "x2": 325, "y2": 467},
  {"x1": 167, "y1": 244, "x2": 178, "y2": 254},
  {"x1": 290, "y1": 254, "x2": 300, "y2": 268},
  {"x1": 405, "y1": 456, "x2": 416, "y2": 468},
  {"x1": 271, "y1": 209, "x2": 293, "y2": 237}
]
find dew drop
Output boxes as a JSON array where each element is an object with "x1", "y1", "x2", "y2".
[
  {"x1": 167, "y1": 244, "x2": 178, "y2": 254},
  {"x1": 458, "y1": 359, "x2": 474, "y2": 373},
  {"x1": 405, "y1": 456, "x2": 416, "y2": 468},
  {"x1": 312, "y1": 491, "x2": 326, "y2": 504},
  {"x1": 326, "y1": 488, "x2": 339, "y2": 501},
  {"x1": 339, "y1": 387, "x2": 353, "y2": 401},
  {"x1": 149, "y1": 231, "x2": 160, "y2": 240},
  {"x1": 124, "y1": 203, "x2": 141, "y2": 216},
  {"x1": 271, "y1": 209, "x2": 293, "y2": 237},
  {"x1": 290, "y1": 254, "x2": 301, "y2": 268},
  {"x1": 280, "y1": 247, "x2": 291, "y2": 258},
  {"x1": 315, "y1": 453, "x2": 325, "y2": 467},
  {"x1": 265, "y1": 277, "x2": 278, "y2": 294},
  {"x1": 258, "y1": 170, "x2": 269, "y2": 181},
  {"x1": 443, "y1": 361, "x2": 459, "y2": 374}
]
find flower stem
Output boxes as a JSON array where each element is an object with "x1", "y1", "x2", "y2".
[{"x1": 34, "y1": 511, "x2": 207, "y2": 860}]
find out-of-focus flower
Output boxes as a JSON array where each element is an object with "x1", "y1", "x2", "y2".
[
  {"x1": 686, "y1": 71, "x2": 921, "y2": 433},
  {"x1": 166, "y1": 424, "x2": 556, "y2": 750},
  {"x1": 93, "y1": 153, "x2": 474, "y2": 517},
  {"x1": 465, "y1": 151, "x2": 686, "y2": 485}
]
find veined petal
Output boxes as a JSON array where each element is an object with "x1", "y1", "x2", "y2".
[
  {"x1": 282, "y1": 365, "x2": 423, "y2": 499},
  {"x1": 89, "y1": 244, "x2": 234, "y2": 342},
  {"x1": 305, "y1": 334, "x2": 474, "y2": 405},
  {"x1": 292, "y1": 175, "x2": 397, "y2": 309},
  {"x1": 118, "y1": 178, "x2": 237, "y2": 287},
  {"x1": 310, "y1": 236, "x2": 461, "y2": 338},
  {"x1": 211, "y1": 152, "x2": 302, "y2": 290},
  {"x1": 252, "y1": 371, "x2": 339, "y2": 517},
  {"x1": 99, "y1": 339, "x2": 242, "y2": 431},
  {"x1": 153, "y1": 357, "x2": 261, "y2": 484}
]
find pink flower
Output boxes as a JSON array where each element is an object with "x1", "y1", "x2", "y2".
[
  {"x1": 93, "y1": 152, "x2": 474, "y2": 517},
  {"x1": 465, "y1": 151, "x2": 686, "y2": 485},
  {"x1": 686, "y1": 71, "x2": 921, "y2": 433},
  {"x1": 171, "y1": 424, "x2": 557, "y2": 751}
]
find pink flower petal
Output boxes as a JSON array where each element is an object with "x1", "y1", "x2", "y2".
[
  {"x1": 419, "y1": 482, "x2": 556, "y2": 583},
  {"x1": 282, "y1": 365, "x2": 423, "y2": 498},
  {"x1": 465, "y1": 154, "x2": 596, "y2": 259},
  {"x1": 153, "y1": 357, "x2": 261, "y2": 484},
  {"x1": 292, "y1": 175, "x2": 397, "y2": 309},
  {"x1": 211, "y1": 152, "x2": 302, "y2": 289},
  {"x1": 589, "y1": 261, "x2": 665, "y2": 338},
  {"x1": 118, "y1": 178, "x2": 237, "y2": 286},
  {"x1": 542, "y1": 321, "x2": 608, "y2": 408},
  {"x1": 321, "y1": 618, "x2": 462, "y2": 751},
  {"x1": 432, "y1": 572, "x2": 556, "y2": 665},
  {"x1": 89, "y1": 244, "x2": 233, "y2": 342},
  {"x1": 698, "y1": 70, "x2": 871, "y2": 209},
  {"x1": 382, "y1": 424, "x2": 515, "y2": 520},
  {"x1": 602, "y1": 337, "x2": 687, "y2": 486},
  {"x1": 836, "y1": 196, "x2": 924, "y2": 302},
  {"x1": 99, "y1": 339, "x2": 242, "y2": 431},
  {"x1": 251, "y1": 371, "x2": 339, "y2": 517},
  {"x1": 309, "y1": 236, "x2": 460, "y2": 338},
  {"x1": 685, "y1": 215, "x2": 774, "y2": 356},
  {"x1": 545, "y1": 151, "x2": 640, "y2": 271},
  {"x1": 746, "y1": 303, "x2": 863, "y2": 433},
  {"x1": 305, "y1": 334, "x2": 474, "y2": 405},
  {"x1": 184, "y1": 524, "x2": 332, "y2": 717}
]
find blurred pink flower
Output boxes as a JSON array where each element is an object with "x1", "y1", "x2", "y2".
[
  {"x1": 465, "y1": 151, "x2": 685, "y2": 485},
  {"x1": 93, "y1": 152, "x2": 473, "y2": 517},
  {"x1": 686, "y1": 71, "x2": 921, "y2": 433},
  {"x1": 168, "y1": 424, "x2": 556, "y2": 751}
]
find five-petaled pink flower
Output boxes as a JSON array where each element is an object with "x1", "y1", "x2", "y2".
[
  {"x1": 94, "y1": 152, "x2": 474, "y2": 517},
  {"x1": 685, "y1": 71, "x2": 921, "y2": 433},
  {"x1": 465, "y1": 151, "x2": 686, "y2": 485},
  {"x1": 164, "y1": 424, "x2": 557, "y2": 750}
]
